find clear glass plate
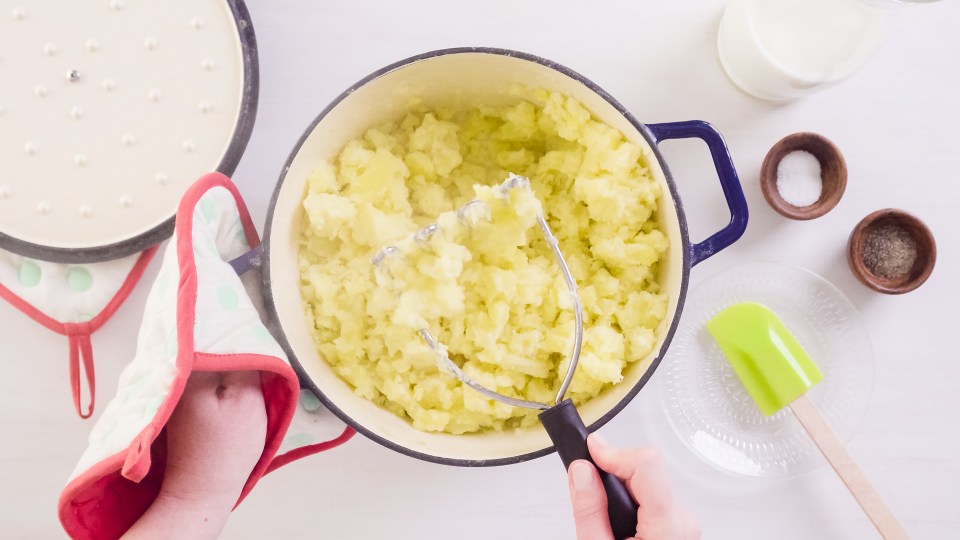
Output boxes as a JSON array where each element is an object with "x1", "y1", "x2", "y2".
[{"x1": 659, "y1": 263, "x2": 873, "y2": 477}]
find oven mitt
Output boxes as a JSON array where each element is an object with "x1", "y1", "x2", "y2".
[
  {"x1": 0, "y1": 246, "x2": 158, "y2": 418},
  {"x1": 58, "y1": 173, "x2": 354, "y2": 540}
]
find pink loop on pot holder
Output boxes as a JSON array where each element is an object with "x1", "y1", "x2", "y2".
[
  {"x1": 0, "y1": 246, "x2": 159, "y2": 419},
  {"x1": 65, "y1": 323, "x2": 96, "y2": 419},
  {"x1": 120, "y1": 425, "x2": 157, "y2": 483}
]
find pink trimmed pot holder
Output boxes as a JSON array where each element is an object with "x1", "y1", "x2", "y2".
[
  {"x1": 58, "y1": 174, "x2": 354, "y2": 539},
  {"x1": 0, "y1": 246, "x2": 158, "y2": 418}
]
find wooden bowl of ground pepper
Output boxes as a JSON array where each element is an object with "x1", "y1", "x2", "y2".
[{"x1": 848, "y1": 209, "x2": 936, "y2": 294}]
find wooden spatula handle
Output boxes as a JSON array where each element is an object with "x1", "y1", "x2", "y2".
[{"x1": 789, "y1": 394, "x2": 909, "y2": 540}]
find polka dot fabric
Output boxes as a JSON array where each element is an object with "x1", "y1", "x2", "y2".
[
  {"x1": 0, "y1": 249, "x2": 145, "y2": 324},
  {"x1": 275, "y1": 388, "x2": 352, "y2": 457},
  {"x1": 58, "y1": 173, "x2": 353, "y2": 540},
  {"x1": 187, "y1": 185, "x2": 284, "y2": 359}
]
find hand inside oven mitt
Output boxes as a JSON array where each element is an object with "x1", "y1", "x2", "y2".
[{"x1": 58, "y1": 173, "x2": 353, "y2": 540}]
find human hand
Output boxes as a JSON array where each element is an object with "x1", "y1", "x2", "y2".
[
  {"x1": 124, "y1": 370, "x2": 267, "y2": 539},
  {"x1": 567, "y1": 435, "x2": 699, "y2": 540}
]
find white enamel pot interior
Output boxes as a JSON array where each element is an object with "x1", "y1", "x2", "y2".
[{"x1": 262, "y1": 48, "x2": 745, "y2": 466}]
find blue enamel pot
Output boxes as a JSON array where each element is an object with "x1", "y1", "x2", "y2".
[{"x1": 254, "y1": 48, "x2": 748, "y2": 474}]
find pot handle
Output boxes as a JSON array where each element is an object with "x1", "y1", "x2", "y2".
[
  {"x1": 229, "y1": 244, "x2": 264, "y2": 276},
  {"x1": 540, "y1": 400, "x2": 639, "y2": 540},
  {"x1": 646, "y1": 121, "x2": 748, "y2": 266}
]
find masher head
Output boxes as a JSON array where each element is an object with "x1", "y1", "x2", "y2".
[{"x1": 371, "y1": 174, "x2": 583, "y2": 410}]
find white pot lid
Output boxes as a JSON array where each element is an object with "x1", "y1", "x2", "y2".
[{"x1": 0, "y1": 0, "x2": 257, "y2": 262}]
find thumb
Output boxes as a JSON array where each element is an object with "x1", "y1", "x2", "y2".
[{"x1": 568, "y1": 460, "x2": 614, "y2": 540}]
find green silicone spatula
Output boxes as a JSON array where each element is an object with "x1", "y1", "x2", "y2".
[{"x1": 708, "y1": 302, "x2": 908, "y2": 540}]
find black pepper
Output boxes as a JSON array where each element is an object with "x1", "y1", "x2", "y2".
[{"x1": 862, "y1": 224, "x2": 918, "y2": 280}]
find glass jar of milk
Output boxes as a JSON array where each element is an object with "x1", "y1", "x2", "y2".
[{"x1": 718, "y1": 0, "x2": 935, "y2": 101}]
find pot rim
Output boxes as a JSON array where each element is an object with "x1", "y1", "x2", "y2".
[{"x1": 261, "y1": 46, "x2": 693, "y2": 467}]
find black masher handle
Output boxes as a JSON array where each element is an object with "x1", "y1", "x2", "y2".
[{"x1": 539, "y1": 399, "x2": 639, "y2": 540}]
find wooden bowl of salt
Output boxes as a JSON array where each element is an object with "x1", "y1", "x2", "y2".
[{"x1": 760, "y1": 132, "x2": 847, "y2": 220}]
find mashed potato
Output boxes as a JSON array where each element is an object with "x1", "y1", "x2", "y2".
[
  {"x1": 376, "y1": 180, "x2": 547, "y2": 333},
  {"x1": 298, "y1": 90, "x2": 669, "y2": 434}
]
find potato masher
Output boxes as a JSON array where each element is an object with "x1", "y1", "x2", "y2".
[{"x1": 372, "y1": 174, "x2": 639, "y2": 539}]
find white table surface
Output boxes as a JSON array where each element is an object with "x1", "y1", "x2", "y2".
[{"x1": 2, "y1": 1, "x2": 958, "y2": 538}]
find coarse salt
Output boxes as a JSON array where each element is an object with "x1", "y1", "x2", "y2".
[{"x1": 776, "y1": 150, "x2": 822, "y2": 207}]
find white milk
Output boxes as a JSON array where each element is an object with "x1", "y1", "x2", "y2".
[{"x1": 718, "y1": 0, "x2": 900, "y2": 101}]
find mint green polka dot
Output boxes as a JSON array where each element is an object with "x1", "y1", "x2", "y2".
[
  {"x1": 79, "y1": 312, "x2": 94, "y2": 322},
  {"x1": 217, "y1": 284, "x2": 239, "y2": 310},
  {"x1": 237, "y1": 226, "x2": 249, "y2": 247},
  {"x1": 200, "y1": 197, "x2": 216, "y2": 222},
  {"x1": 286, "y1": 432, "x2": 314, "y2": 448},
  {"x1": 18, "y1": 261, "x2": 41, "y2": 287},
  {"x1": 252, "y1": 324, "x2": 272, "y2": 343},
  {"x1": 300, "y1": 390, "x2": 322, "y2": 412},
  {"x1": 67, "y1": 266, "x2": 93, "y2": 292}
]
